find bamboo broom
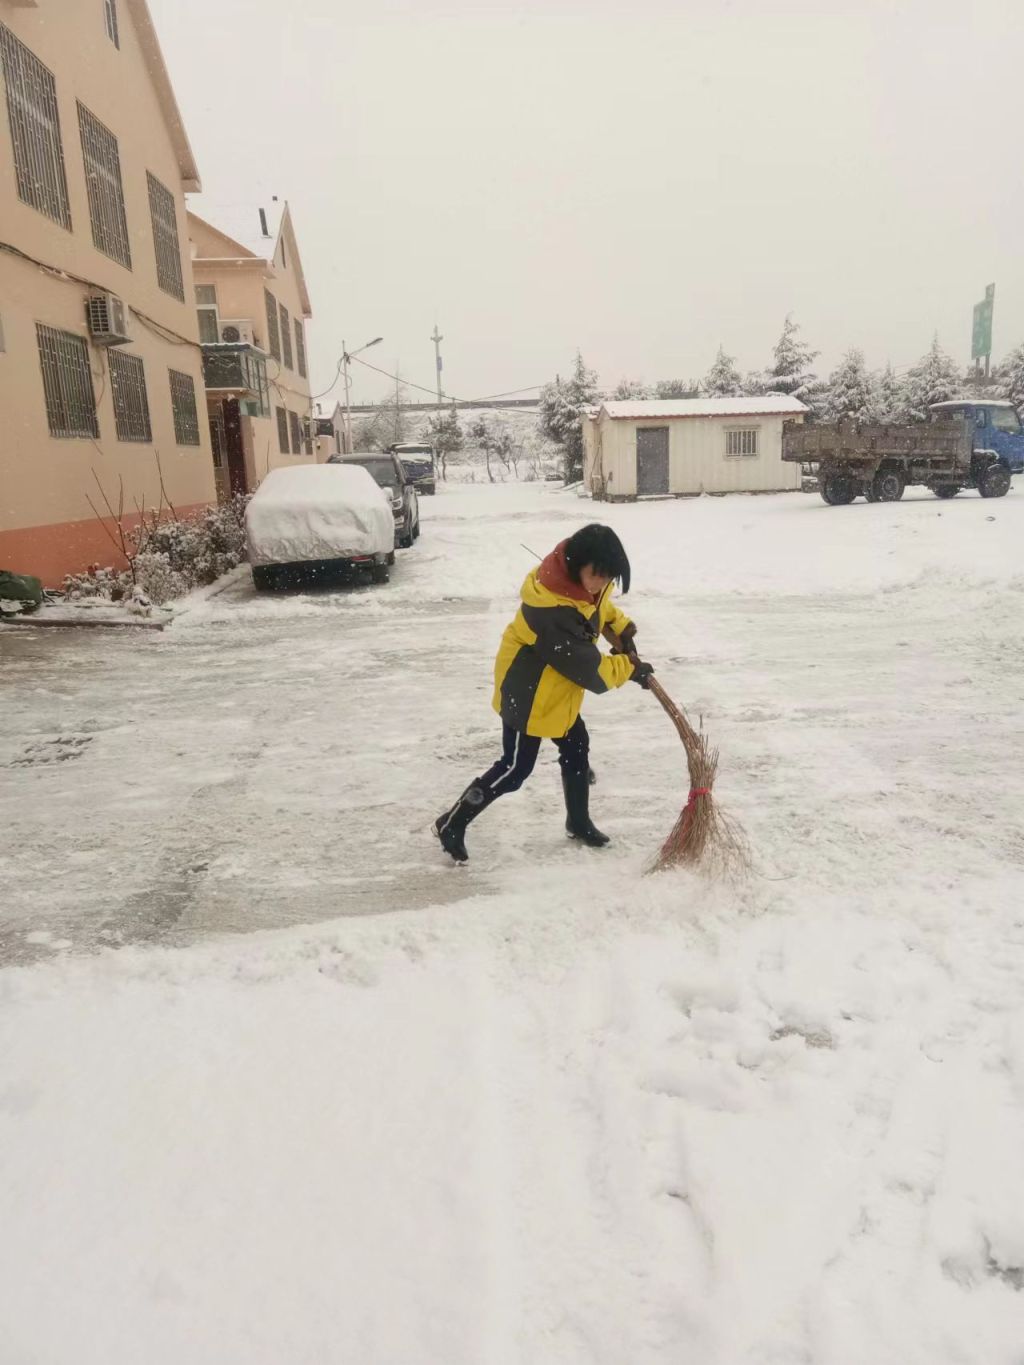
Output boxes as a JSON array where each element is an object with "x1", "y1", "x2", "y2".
[{"x1": 605, "y1": 628, "x2": 749, "y2": 877}]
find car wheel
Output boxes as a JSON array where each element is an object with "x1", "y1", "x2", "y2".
[
  {"x1": 386, "y1": 550, "x2": 396, "y2": 566},
  {"x1": 371, "y1": 563, "x2": 390, "y2": 584},
  {"x1": 252, "y1": 565, "x2": 278, "y2": 591},
  {"x1": 412, "y1": 518, "x2": 421, "y2": 541}
]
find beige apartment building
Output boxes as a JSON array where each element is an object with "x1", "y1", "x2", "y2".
[
  {"x1": 0, "y1": 0, "x2": 216, "y2": 585},
  {"x1": 187, "y1": 200, "x2": 315, "y2": 497}
]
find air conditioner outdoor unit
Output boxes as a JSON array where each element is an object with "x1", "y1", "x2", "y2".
[
  {"x1": 86, "y1": 292, "x2": 130, "y2": 346},
  {"x1": 220, "y1": 319, "x2": 256, "y2": 346}
]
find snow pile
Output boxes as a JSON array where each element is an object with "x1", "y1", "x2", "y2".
[{"x1": 245, "y1": 465, "x2": 393, "y2": 566}]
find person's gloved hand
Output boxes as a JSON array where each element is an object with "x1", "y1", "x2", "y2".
[
  {"x1": 629, "y1": 657, "x2": 655, "y2": 689},
  {"x1": 616, "y1": 622, "x2": 638, "y2": 654}
]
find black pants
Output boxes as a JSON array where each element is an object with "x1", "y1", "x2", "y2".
[{"x1": 478, "y1": 716, "x2": 590, "y2": 799}]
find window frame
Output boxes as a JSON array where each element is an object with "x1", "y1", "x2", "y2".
[
  {"x1": 147, "y1": 171, "x2": 185, "y2": 301},
  {"x1": 77, "y1": 100, "x2": 131, "y2": 268},
  {"x1": 724, "y1": 426, "x2": 760, "y2": 458},
  {"x1": 294, "y1": 319, "x2": 307, "y2": 379},
  {"x1": 0, "y1": 23, "x2": 72, "y2": 229},
  {"x1": 104, "y1": 0, "x2": 120, "y2": 48},
  {"x1": 169, "y1": 369, "x2": 201, "y2": 446},
  {"x1": 109, "y1": 350, "x2": 152, "y2": 443},
  {"x1": 35, "y1": 324, "x2": 99, "y2": 439},
  {"x1": 279, "y1": 302, "x2": 293, "y2": 370},
  {"x1": 275, "y1": 405, "x2": 289, "y2": 454},
  {"x1": 264, "y1": 289, "x2": 281, "y2": 361}
]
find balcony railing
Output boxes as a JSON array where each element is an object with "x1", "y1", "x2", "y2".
[{"x1": 201, "y1": 343, "x2": 263, "y2": 396}]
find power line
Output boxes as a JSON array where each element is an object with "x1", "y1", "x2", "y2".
[{"x1": 350, "y1": 353, "x2": 545, "y2": 413}]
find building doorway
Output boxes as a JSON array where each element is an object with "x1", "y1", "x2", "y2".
[{"x1": 636, "y1": 427, "x2": 669, "y2": 495}]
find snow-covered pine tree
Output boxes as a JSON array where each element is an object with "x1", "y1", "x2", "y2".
[
  {"x1": 822, "y1": 348, "x2": 875, "y2": 423},
  {"x1": 902, "y1": 336, "x2": 962, "y2": 422},
  {"x1": 425, "y1": 406, "x2": 464, "y2": 480},
  {"x1": 701, "y1": 347, "x2": 744, "y2": 397},
  {"x1": 871, "y1": 363, "x2": 906, "y2": 423},
  {"x1": 995, "y1": 343, "x2": 1024, "y2": 415},
  {"x1": 653, "y1": 378, "x2": 700, "y2": 399},
  {"x1": 611, "y1": 378, "x2": 650, "y2": 400},
  {"x1": 765, "y1": 315, "x2": 819, "y2": 401},
  {"x1": 538, "y1": 352, "x2": 600, "y2": 480}
]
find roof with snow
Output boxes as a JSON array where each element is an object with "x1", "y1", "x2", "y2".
[
  {"x1": 187, "y1": 197, "x2": 284, "y2": 260},
  {"x1": 931, "y1": 399, "x2": 1016, "y2": 410},
  {"x1": 596, "y1": 396, "x2": 809, "y2": 421}
]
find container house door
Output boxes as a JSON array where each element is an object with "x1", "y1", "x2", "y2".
[{"x1": 636, "y1": 427, "x2": 669, "y2": 495}]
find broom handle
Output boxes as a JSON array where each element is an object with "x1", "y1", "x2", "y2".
[{"x1": 602, "y1": 626, "x2": 699, "y2": 746}]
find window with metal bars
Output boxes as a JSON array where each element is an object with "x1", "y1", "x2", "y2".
[
  {"x1": 289, "y1": 410, "x2": 302, "y2": 455},
  {"x1": 147, "y1": 172, "x2": 184, "y2": 300},
  {"x1": 254, "y1": 357, "x2": 270, "y2": 417},
  {"x1": 109, "y1": 350, "x2": 151, "y2": 442},
  {"x1": 36, "y1": 324, "x2": 98, "y2": 438},
  {"x1": 276, "y1": 406, "x2": 289, "y2": 454},
  {"x1": 104, "y1": 0, "x2": 120, "y2": 48},
  {"x1": 294, "y1": 320, "x2": 307, "y2": 379},
  {"x1": 77, "y1": 102, "x2": 131, "y2": 267},
  {"x1": 725, "y1": 427, "x2": 759, "y2": 457},
  {"x1": 265, "y1": 289, "x2": 281, "y2": 361},
  {"x1": 169, "y1": 369, "x2": 200, "y2": 445},
  {"x1": 279, "y1": 303, "x2": 293, "y2": 369},
  {"x1": 0, "y1": 24, "x2": 72, "y2": 228}
]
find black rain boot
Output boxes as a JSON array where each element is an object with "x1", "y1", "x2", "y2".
[
  {"x1": 562, "y1": 769, "x2": 610, "y2": 847},
  {"x1": 432, "y1": 782, "x2": 493, "y2": 863}
]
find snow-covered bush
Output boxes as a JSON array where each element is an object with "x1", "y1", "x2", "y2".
[{"x1": 62, "y1": 497, "x2": 250, "y2": 606}]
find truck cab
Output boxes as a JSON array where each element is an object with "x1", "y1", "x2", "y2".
[
  {"x1": 929, "y1": 401, "x2": 1024, "y2": 474},
  {"x1": 389, "y1": 442, "x2": 437, "y2": 495}
]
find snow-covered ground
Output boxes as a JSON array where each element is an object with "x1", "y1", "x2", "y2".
[{"x1": 2, "y1": 483, "x2": 1024, "y2": 1362}]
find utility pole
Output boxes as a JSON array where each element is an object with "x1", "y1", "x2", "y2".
[{"x1": 431, "y1": 324, "x2": 444, "y2": 412}]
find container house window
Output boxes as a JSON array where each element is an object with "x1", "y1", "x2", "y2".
[
  {"x1": 147, "y1": 172, "x2": 184, "y2": 300},
  {"x1": 0, "y1": 24, "x2": 72, "y2": 228},
  {"x1": 169, "y1": 369, "x2": 200, "y2": 445},
  {"x1": 36, "y1": 324, "x2": 98, "y2": 437},
  {"x1": 725, "y1": 428, "x2": 759, "y2": 457},
  {"x1": 77, "y1": 102, "x2": 131, "y2": 267},
  {"x1": 109, "y1": 351, "x2": 152, "y2": 442}
]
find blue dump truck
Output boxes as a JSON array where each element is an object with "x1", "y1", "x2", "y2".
[
  {"x1": 782, "y1": 400, "x2": 1024, "y2": 504},
  {"x1": 389, "y1": 442, "x2": 437, "y2": 496}
]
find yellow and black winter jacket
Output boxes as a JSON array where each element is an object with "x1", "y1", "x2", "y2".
[{"x1": 492, "y1": 541, "x2": 636, "y2": 738}]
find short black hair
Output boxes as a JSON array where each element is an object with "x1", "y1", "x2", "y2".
[{"x1": 563, "y1": 523, "x2": 631, "y2": 595}]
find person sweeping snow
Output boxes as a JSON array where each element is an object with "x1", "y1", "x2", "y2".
[{"x1": 433, "y1": 524, "x2": 654, "y2": 863}]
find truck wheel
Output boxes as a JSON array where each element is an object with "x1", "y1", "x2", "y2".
[
  {"x1": 872, "y1": 469, "x2": 905, "y2": 502},
  {"x1": 933, "y1": 485, "x2": 961, "y2": 499},
  {"x1": 979, "y1": 462, "x2": 1011, "y2": 498},
  {"x1": 821, "y1": 475, "x2": 856, "y2": 506}
]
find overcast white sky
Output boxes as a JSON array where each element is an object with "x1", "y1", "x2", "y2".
[{"x1": 151, "y1": 0, "x2": 1024, "y2": 407}]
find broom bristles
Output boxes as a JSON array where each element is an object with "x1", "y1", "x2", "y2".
[{"x1": 646, "y1": 678, "x2": 749, "y2": 879}]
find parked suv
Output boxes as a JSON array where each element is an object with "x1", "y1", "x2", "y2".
[{"x1": 328, "y1": 451, "x2": 420, "y2": 548}]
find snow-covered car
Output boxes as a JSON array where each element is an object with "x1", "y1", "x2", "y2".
[{"x1": 245, "y1": 465, "x2": 395, "y2": 590}]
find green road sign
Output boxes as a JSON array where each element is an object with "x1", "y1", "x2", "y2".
[{"x1": 972, "y1": 282, "x2": 995, "y2": 360}]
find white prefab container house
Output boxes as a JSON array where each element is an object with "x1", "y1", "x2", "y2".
[{"x1": 583, "y1": 396, "x2": 809, "y2": 500}]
